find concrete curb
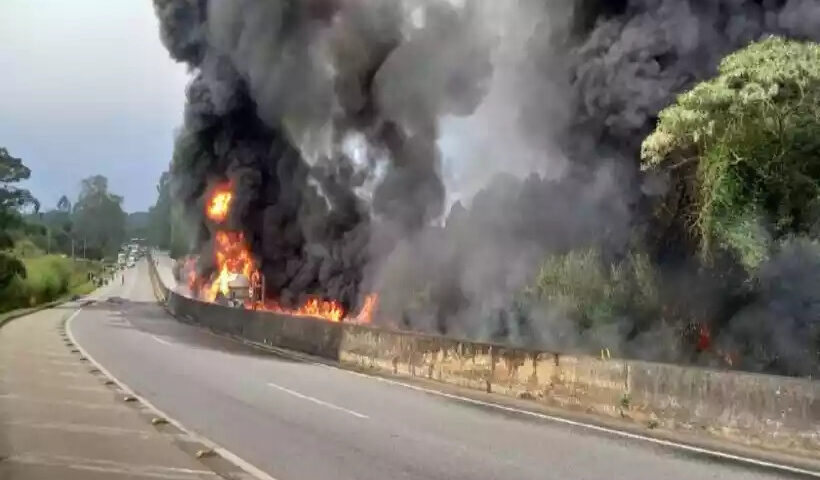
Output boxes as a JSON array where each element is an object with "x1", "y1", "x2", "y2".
[
  {"x1": 66, "y1": 290, "x2": 276, "y2": 480},
  {"x1": 0, "y1": 298, "x2": 74, "y2": 330}
]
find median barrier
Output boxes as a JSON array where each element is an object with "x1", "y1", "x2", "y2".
[
  {"x1": 337, "y1": 324, "x2": 819, "y2": 453},
  {"x1": 146, "y1": 253, "x2": 819, "y2": 456},
  {"x1": 163, "y1": 282, "x2": 344, "y2": 360},
  {"x1": 627, "y1": 360, "x2": 820, "y2": 450},
  {"x1": 338, "y1": 325, "x2": 629, "y2": 411}
]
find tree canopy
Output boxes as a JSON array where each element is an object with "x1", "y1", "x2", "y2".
[
  {"x1": 148, "y1": 171, "x2": 172, "y2": 248},
  {"x1": 72, "y1": 175, "x2": 126, "y2": 258},
  {"x1": 57, "y1": 195, "x2": 71, "y2": 212},
  {"x1": 0, "y1": 146, "x2": 35, "y2": 288},
  {"x1": 146, "y1": 170, "x2": 193, "y2": 257},
  {"x1": 642, "y1": 37, "x2": 820, "y2": 270}
]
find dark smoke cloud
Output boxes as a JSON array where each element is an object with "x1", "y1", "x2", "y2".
[
  {"x1": 376, "y1": 0, "x2": 820, "y2": 363},
  {"x1": 155, "y1": 0, "x2": 820, "y2": 373},
  {"x1": 154, "y1": 0, "x2": 493, "y2": 310},
  {"x1": 718, "y1": 239, "x2": 820, "y2": 377},
  {"x1": 565, "y1": 0, "x2": 820, "y2": 155}
]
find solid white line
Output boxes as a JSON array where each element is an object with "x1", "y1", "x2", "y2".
[
  {"x1": 79, "y1": 276, "x2": 819, "y2": 478},
  {"x1": 215, "y1": 327, "x2": 820, "y2": 478},
  {"x1": 326, "y1": 364, "x2": 820, "y2": 478},
  {"x1": 66, "y1": 308, "x2": 279, "y2": 480},
  {"x1": 267, "y1": 382, "x2": 369, "y2": 419},
  {"x1": 151, "y1": 334, "x2": 173, "y2": 346}
]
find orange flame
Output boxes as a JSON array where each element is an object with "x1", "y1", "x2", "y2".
[
  {"x1": 206, "y1": 184, "x2": 233, "y2": 223},
  {"x1": 186, "y1": 184, "x2": 377, "y2": 324},
  {"x1": 355, "y1": 294, "x2": 378, "y2": 324},
  {"x1": 258, "y1": 297, "x2": 345, "y2": 322},
  {"x1": 204, "y1": 231, "x2": 255, "y2": 302},
  {"x1": 185, "y1": 256, "x2": 198, "y2": 291}
]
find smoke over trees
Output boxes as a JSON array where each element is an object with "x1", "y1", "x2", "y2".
[
  {"x1": 152, "y1": 0, "x2": 820, "y2": 376},
  {"x1": 153, "y1": 0, "x2": 493, "y2": 310}
]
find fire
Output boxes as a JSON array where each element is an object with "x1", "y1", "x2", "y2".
[
  {"x1": 206, "y1": 184, "x2": 233, "y2": 223},
  {"x1": 259, "y1": 297, "x2": 346, "y2": 322},
  {"x1": 186, "y1": 184, "x2": 377, "y2": 324},
  {"x1": 205, "y1": 231, "x2": 255, "y2": 301},
  {"x1": 184, "y1": 256, "x2": 198, "y2": 292},
  {"x1": 355, "y1": 294, "x2": 378, "y2": 324}
]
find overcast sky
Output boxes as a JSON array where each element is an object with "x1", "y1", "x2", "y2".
[{"x1": 0, "y1": 0, "x2": 190, "y2": 213}]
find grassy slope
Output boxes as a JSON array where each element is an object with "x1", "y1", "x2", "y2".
[{"x1": 0, "y1": 255, "x2": 105, "y2": 314}]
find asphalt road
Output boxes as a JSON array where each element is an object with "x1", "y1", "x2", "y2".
[{"x1": 69, "y1": 260, "x2": 791, "y2": 480}]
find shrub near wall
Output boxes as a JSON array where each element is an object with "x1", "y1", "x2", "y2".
[{"x1": 0, "y1": 255, "x2": 101, "y2": 312}]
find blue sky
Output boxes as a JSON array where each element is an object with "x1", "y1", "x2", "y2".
[{"x1": 0, "y1": 0, "x2": 190, "y2": 212}]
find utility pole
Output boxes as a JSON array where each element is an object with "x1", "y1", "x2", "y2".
[
  {"x1": 71, "y1": 237, "x2": 75, "y2": 259},
  {"x1": 83, "y1": 237, "x2": 87, "y2": 260}
]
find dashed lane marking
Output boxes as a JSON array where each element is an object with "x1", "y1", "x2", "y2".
[
  {"x1": 267, "y1": 382, "x2": 369, "y2": 419},
  {"x1": 151, "y1": 334, "x2": 174, "y2": 346}
]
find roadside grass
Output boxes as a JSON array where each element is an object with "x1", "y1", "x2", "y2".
[{"x1": 0, "y1": 255, "x2": 105, "y2": 314}]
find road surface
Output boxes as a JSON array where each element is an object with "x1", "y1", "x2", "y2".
[{"x1": 69, "y1": 260, "x2": 794, "y2": 480}]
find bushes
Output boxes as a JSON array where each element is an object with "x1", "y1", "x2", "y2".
[
  {"x1": 642, "y1": 37, "x2": 820, "y2": 269},
  {"x1": 0, "y1": 255, "x2": 102, "y2": 313},
  {"x1": 25, "y1": 256, "x2": 72, "y2": 303},
  {"x1": 532, "y1": 249, "x2": 660, "y2": 331}
]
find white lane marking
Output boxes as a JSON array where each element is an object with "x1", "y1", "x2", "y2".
[
  {"x1": 324, "y1": 364, "x2": 820, "y2": 478},
  {"x1": 151, "y1": 334, "x2": 173, "y2": 346},
  {"x1": 5, "y1": 453, "x2": 218, "y2": 479},
  {"x1": 66, "y1": 309, "x2": 280, "y2": 480},
  {"x1": 223, "y1": 331, "x2": 820, "y2": 478},
  {"x1": 267, "y1": 382, "x2": 369, "y2": 419}
]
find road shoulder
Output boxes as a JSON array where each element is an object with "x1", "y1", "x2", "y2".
[{"x1": 0, "y1": 295, "x2": 259, "y2": 480}]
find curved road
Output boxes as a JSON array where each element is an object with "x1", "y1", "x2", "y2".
[{"x1": 69, "y1": 259, "x2": 791, "y2": 480}]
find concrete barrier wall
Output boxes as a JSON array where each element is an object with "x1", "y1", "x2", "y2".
[
  {"x1": 145, "y1": 254, "x2": 819, "y2": 454},
  {"x1": 338, "y1": 325, "x2": 820, "y2": 452},
  {"x1": 627, "y1": 361, "x2": 820, "y2": 447},
  {"x1": 165, "y1": 288, "x2": 344, "y2": 360}
]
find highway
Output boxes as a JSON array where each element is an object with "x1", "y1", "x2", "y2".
[{"x1": 68, "y1": 259, "x2": 791, "y2": 480}]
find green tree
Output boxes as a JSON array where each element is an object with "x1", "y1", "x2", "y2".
[
  {"x1": 0, "y1": 146, "x2": 38, "y2": 289},
  {"x1": 56, "y1": 194, "x2": 71, "y2": 212},
  {"x1": 147, "y1": 170, "x2": 194, "y2": 257},
  {"x1": 532, "y1": 248, "x2": 660, "y2": 333},
  {"x1": 642, "y1": 37, "x2": 820, "y2": 270},
  {"x1": 72, "y1": 175, "x2": 126, "y2": 259},
  {"x1": 29, "y1": 201, "x2": 74, "y2": 256},
  {"x1": 147, "y1": 171, "x2": 172, "y2": 248}
]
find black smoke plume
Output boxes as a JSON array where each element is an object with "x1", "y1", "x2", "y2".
[
  {"x1": 153, "y1": 0, "x2": 492, "y2": 311},
  {"x1": 155, "y1": 0, "x2": 820, "y2": 373}
]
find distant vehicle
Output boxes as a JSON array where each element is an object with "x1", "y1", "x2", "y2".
[{"x1": 117, "y1": 252, "x2": 127, "y2": 267}]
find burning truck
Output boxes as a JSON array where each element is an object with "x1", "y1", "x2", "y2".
[{"x1": 176, "y1": 182, "x2": 376, "y2": 323}]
